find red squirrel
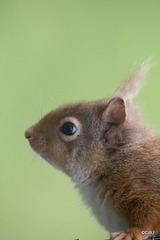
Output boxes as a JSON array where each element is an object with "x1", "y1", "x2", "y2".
[{"x1": 25, "y1": 61, "x2": 160, "y2": 240}]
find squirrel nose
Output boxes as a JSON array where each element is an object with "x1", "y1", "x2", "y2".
[{"x1": 25, "y1": 127, "x2": 33, "y2": 140}]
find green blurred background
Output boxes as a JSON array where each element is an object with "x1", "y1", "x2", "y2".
[{"x1": 1, "y1": 1, "x2": 160, "y2": 240}]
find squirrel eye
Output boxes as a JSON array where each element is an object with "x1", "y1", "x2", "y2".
[{"x1": 60, "y1": 122, "x2": 77, "y2": 136}]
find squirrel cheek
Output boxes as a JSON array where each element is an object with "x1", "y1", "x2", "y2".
[{"x1": 48, "y1": 145, "x2": 69, "y2": 172}]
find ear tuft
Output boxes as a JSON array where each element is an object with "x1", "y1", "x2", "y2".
[
  {"x1": 102, "y1": 97, "x2": 126, "y2": 125},
  {"x1": 114, "y1": 59, "x2": 151, "y2": 101}
]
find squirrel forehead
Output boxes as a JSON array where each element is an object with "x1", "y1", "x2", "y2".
[
  {"x1": 37, "y1": 99, "x2": 110, "y2": 131},
  {"x1": 54, "y1": 98, "x2": 110, "y2": 119}
]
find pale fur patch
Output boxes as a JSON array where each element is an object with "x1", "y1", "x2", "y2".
[{"x1": 79, "y1": 183, "x2": 128, "y2": 233}]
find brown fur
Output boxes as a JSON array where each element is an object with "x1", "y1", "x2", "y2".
[{"x1": 25, "y1": 61, "x2": 160, "y2": 240}]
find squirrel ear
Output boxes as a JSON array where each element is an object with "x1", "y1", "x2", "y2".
[{"x1": 102, "y1": 97, "x2": 126, "y2": 125}]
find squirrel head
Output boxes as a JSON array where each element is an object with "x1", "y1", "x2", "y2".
[{"x1": 25, "y1": 60, "x2": 153, "y2": 184}]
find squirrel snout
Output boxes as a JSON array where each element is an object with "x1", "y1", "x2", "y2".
[{"x1": 25, "y1": 127, "x2": 34, "y2": 140}]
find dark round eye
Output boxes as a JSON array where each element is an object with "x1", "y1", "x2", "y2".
[{"x1": 60, "y1": 122, "x2": 77, "y2": 136}]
